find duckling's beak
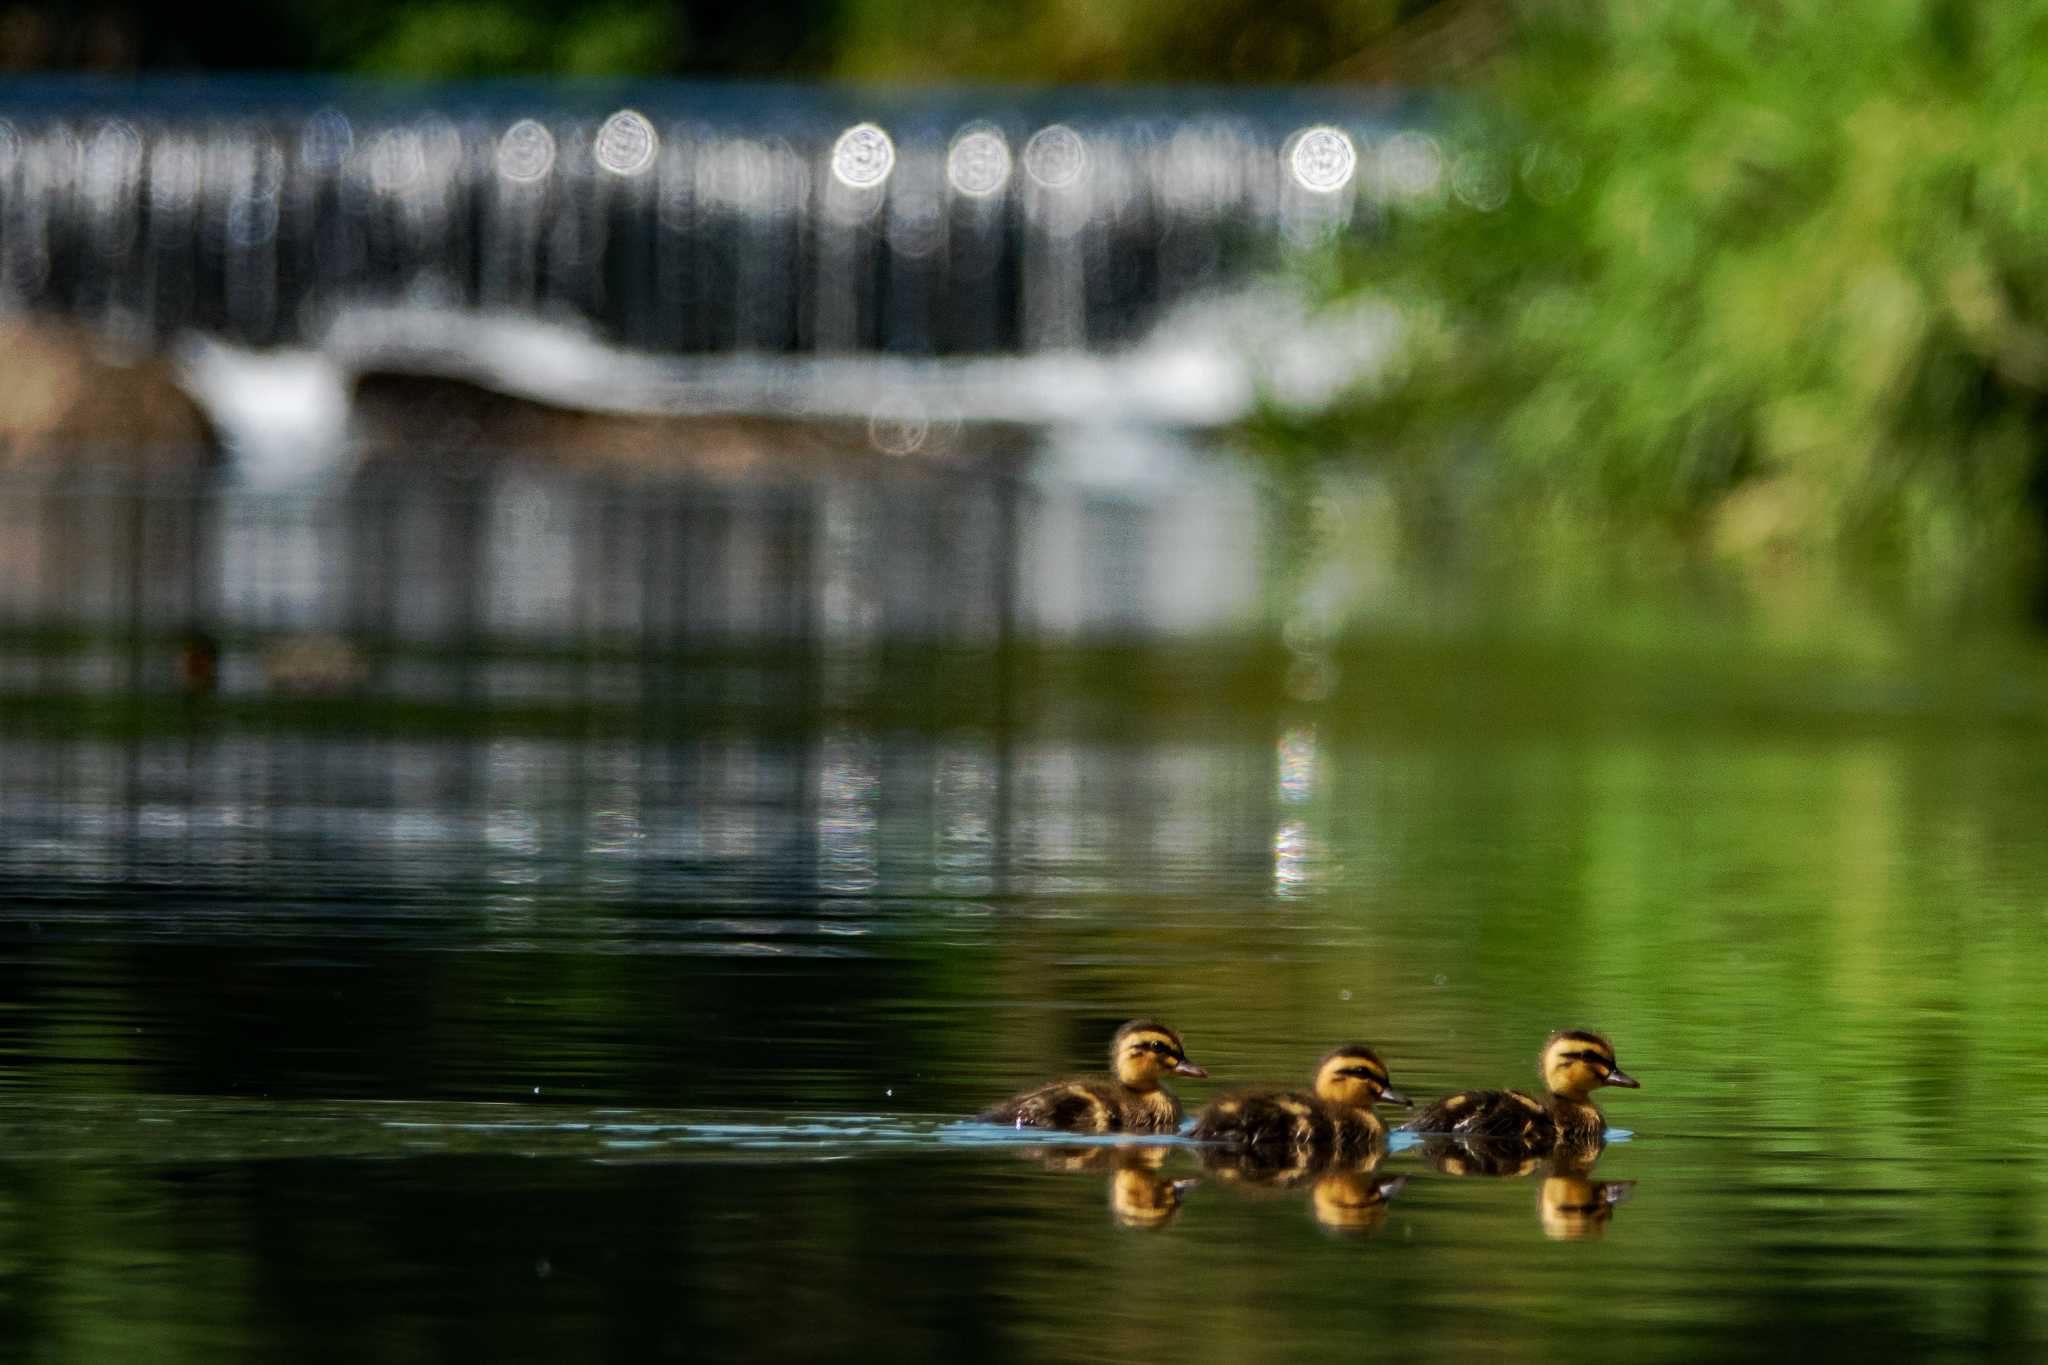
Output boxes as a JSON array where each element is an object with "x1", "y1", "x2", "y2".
[
  {"x1": 1173, "y1": 1059, "x2": 1209, "y2": 1078},
  {"x1": 1603, "y1": 1069, "x2": 1640, "y2": 1089},
  {"x1": 1377, "y1": 1085, "x2": 1414, "y2": 1108},
  {"x1": 1376, "y1": 1175, "x2": 1410, "y2": 1199}
]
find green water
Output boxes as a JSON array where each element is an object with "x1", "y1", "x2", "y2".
[{"x1": 2, "y1": 634, "x2": 2047, "y2": 1361}]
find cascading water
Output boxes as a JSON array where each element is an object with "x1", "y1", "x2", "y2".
[{"x1": 0, "y1": 82, "x2": 1420, "y2": 356}]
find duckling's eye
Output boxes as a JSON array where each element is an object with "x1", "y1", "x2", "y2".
[
  {"x1": 1335, "y1": 1066, "x2": 1383, "y2": 1082},
  {"x1": 1562, "y1": 1050, "x2": 1613, "y2": 1073}
]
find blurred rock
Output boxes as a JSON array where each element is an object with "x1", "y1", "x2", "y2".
[{"x1": 0, "y1": 315, "x2": 215, "y2": 471}]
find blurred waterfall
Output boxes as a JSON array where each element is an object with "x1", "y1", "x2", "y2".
[{"x1": 0, "y1": 82, "x2": 1416, "y2": 357}]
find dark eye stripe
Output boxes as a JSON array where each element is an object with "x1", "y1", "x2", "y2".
[
  {"x1": 1562, "y1": 1050, "x2": 1614, "y2": 1069},
  {"x1": 1336, "y1": 1066, "x2": 1385, "y2": 1081}
]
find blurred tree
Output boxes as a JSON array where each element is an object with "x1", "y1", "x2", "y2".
[
  {"x1": 0, "y1": 0, "x2": 1440, "y2": 79},
  {"x1": 352, "y1": 2, "x2": 689, "y2": 76},
  {"x1": 1258, "y1": 0, "x2": 2048, "y2": 621},
  {"x1": 0, "y1": 0, "x2": 837, "y2": 76},
  {"x1": 829, "y1": 0, "x2": 1445, "y2": 82}
]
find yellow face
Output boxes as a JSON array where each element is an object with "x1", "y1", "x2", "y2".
[
  {"x1": 1540, "y1": 1031, "x2": 1640, "y2": 1100},
  {"x1": 1313, "y1": 1047, "x2": 1413, "y2": 1111},
  {"x1": 1112, "y1": 1024, "x2": 1206, "y2": 1089}
]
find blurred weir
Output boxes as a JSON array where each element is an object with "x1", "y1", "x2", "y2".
[{"x1": 0, "y1": 81, "x2": 1418, "y2": 357}]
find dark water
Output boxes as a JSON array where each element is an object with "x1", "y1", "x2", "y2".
[{"x1": 4, "y1": 640, "x2": 2048, "y2": 1362}]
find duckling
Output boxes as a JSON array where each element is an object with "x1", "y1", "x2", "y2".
[
  {"x1": 1405, "y1": 1028, "x2": 1638, "y2": 1156},
  {"x1": 1190, "y1": 1044, "x2": 1411, "y2": 1155},
  {"x1": 978, "y1": 1020, "x2": 1207, "y2": 1133}
]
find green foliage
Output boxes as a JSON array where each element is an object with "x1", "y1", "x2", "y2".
[
  {"x1": 6, "y1": 0, "x2": 1413, "y2": 80},
  {"x1": 1267, "y1": 0, "x2": 2048, "y2": 618},
  {"x1": 827, "y1": 0, "x2": 1418, "y2": 81},
  {"x1": 358, "y1": 1, "x2": 544, "y2": 75},
  {"x1": 354, "y1": 0, "x2": 688, "y2": 77},
  {"x1": 556, "y1": 5, "x2": 689, "y2": 76}
]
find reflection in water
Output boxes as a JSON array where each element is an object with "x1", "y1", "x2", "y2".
[
  {"x1": 1199, "y1": 1142, "x2": 1406, "y2": 1236},
  {"x1": 1018, "y1": 1143, "x2": 1197, "y2": 1230},
  {"x1": 1311, "y1": 1168, "x2": 1409, "y2": 1237},
  {"x1": 1271, "y1": 723, "x2": 1324, "y2": 897},
  {"x1": 1538, "y1": 1172, "x2": 1635, "y2": 1242},
  {"x1": 0, "y1": 464, "x2": 1263, "y2": 679},
  {"x1": 1420, "y1": 1136, "x2": 1636, "y2": 1241},
  {"x1": 1417, "y1": 1135, "x2": 1552, "y2": 1180}
]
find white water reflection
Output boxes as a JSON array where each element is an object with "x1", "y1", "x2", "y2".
[{"x1": 0, "y1": 724, "x2": 1320, "y2": 934}]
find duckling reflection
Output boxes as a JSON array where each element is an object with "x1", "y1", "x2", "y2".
[
  {"x1": 1110, "y1": 1154, "x2": 1194, "y2": 1230},
  {"x1": 1539, "y1": 1170, "x2": 1634, "y2": 1241},
  {"x1": 1416, "y1": 1135, "x2": 1548, "y2": 1180},
  {"x1": 1419, "y1": 1137, "x2": 1637, "y2": 1240},
  {"x1": 1310, "y1": 1166, "x2": 1408, "y2": 1236},
  {"x1": 1198, "y1": 1144, "x2": 1408, "y2": 1237},
  {"x1": 1020, "y1": 1142, "x2": 1196, "y2": 1229}
]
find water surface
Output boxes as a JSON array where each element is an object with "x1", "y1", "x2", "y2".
[{"x1": 3, "y1": 640, "x2": 2047, "y2": 1361}]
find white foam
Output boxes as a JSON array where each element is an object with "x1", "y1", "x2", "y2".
[
  {"x1": 175, "y1": 338, "x2": 352, "y2": 487},
  {"x1": 171, "y1": 282, "x2": 1395, "y2": 489}
]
